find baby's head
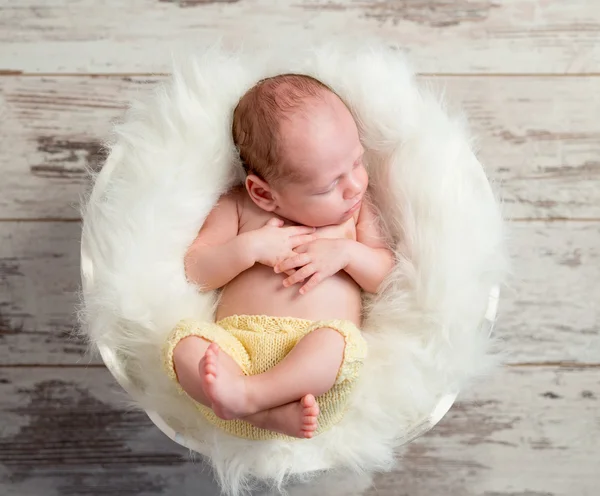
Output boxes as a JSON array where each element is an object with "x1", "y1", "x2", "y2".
[{"x1": 232, "y1": 74, "x2": 367, "y2": 227}]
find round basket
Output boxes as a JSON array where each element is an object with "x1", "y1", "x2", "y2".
[{"x1": 79, "y1": 42, "x2": 507, "y2": 493}]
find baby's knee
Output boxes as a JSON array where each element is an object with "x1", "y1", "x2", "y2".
[
  {"x1": 173, "y1": 335, "x2": 212, "y2": 367},
  {"x1": 311, "y1": 327, "x2": 347, "y2": 354}
]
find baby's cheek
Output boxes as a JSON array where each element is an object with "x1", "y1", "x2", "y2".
[
  {"x1": 304, "y1": 197, "x2": 342, "y2": 226},
  {"x1": 359, "y1": 167, "x2": 369, "y2": 190},
  {"x1": 323, "y1": 199, "x2": 343, "y2": 219}
]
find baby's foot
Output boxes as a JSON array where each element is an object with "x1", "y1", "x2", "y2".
[
  {"x1": 200, "y1": 343, "x2": 250, "y2": 420},
  {"x1": 247, "y1": 394, "x2": 320, "y2": 439}
]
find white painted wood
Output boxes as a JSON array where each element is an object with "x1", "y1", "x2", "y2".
[
  {"x1": 0, "y1": 0, "x2": 598, "y2": 74},
  {"x1": 439, "y1": 76, "x2": 600, "y2": 221},
  {"x1": 366, "y1": 367, "x2": 600, "y2": 496},
  {"x1": 1, "y1": 75, "x2": 598, "y2": 220},
  {"x1": 1, "y1": 221, "x2": 598, "y2": 365},
  {"x1": 0, "y1": 366, "x2": 224, "y2": 496},
  {"x1": 0, "y1": 75, "x2": 152, "y2": 220},
  {"x1": 501, "y1": 221, "x2": 600, "y2": 365},
  {"x1": 0, "y1": 221, "x2": 84, "y2": 364},
  {"x1": 0, "y1": 366, "x2": 597, "y2": 495}
]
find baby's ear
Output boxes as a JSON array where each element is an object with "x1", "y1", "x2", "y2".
[{"x1": 245, "y1": 175, "x2": 277, "y2": 212}]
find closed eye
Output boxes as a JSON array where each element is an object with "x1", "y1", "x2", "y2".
[
  {"x1": 313, "y1": 154, "x2": 362, "y2": 195},
  {"x1": 316, "y1": 180, "x2": 338, "y2": 195}
]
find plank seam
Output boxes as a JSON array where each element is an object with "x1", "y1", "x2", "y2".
[
  {"x1": 2, "y1": 72, "x2": 600, "y2": 78},
  {"x1": 1, "y1": 362, "x2": 598, "y2": 369}
]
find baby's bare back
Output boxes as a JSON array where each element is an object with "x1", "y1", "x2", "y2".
[{"x1": 215, "y1": 190, "x2": 362, "y2": 325}]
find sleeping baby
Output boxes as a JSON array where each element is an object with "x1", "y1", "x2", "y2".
[{"x1": 163, "y1": 74, "x2": 395, "y2": 440}]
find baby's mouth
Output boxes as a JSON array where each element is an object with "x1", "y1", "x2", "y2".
[{"x1": 346, "y1": 198, "x2": 362, "y2": 214}]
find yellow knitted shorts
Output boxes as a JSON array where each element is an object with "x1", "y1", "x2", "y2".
[{"x1": 163, "y1": 315, "x2": 367, "y2": 441}]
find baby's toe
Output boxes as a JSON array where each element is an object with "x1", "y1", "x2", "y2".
[
  {"x1": 306, "y1": 405, "x2": 319, "y2": 417},
  {"x1": 303, "y1": 421, "x2": 318, "y2": 433},
  {"x1": 301, "y1": 430, "x2": 314, "y2": 439},
  {"x1": 303, "y1": 415, "x2": 317, "y2": 425}
]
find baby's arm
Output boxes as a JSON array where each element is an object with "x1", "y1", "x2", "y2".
[
  {"x1": 185, "y1": 192, "x2": 316, "y2": 290},
  {"x1": 342, "y1": 199, "x2": 395, "y2": 294},
  {"x1": 184, "y1": 192, "x2": 253, "y2": 291},
  {"x1": 276, "y1": 198, "x2": 394, "y2": 294}
]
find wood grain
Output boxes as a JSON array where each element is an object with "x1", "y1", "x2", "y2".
[
  {"x1": 1, "y1": 221, "x2": 598, "y2": 365},
  {"x1": 0, "y1": 0, "x2": 598, "y2": 74},
  {"x1": 0, "y1": 367, "x2": 222, "y2": 496},
  {"x1": 441, "y1": 75, "x2": 600, "y2": 220},
  {"x1": 0, "y1": 366, "x2": 597, "y2": 496},
  {"x1": 500, "y1": 220, "x2": 600, "y2": 365},
  {"x1": 367, "y1": 367, "x2": 600, "y2": 496},
  {"x1": 0, "y1": 221, "x2": 84, "y2": 365},
  {"x1": 1, "y1": 75, "x2": 598, "y2": 220}
]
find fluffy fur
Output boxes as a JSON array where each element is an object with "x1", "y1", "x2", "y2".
[{"x1": 79, "y1": 42, "x2": 507, "y2": 495}]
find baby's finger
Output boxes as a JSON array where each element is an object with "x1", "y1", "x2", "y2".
[
  {"x1": 266, "y1": 218, "x2": 284, "y2": 227},
  {"x1": 275, "y1": 254, "x2": 311, "y2": 273},
  {"x1": 284, "y1": 269, "x2": 305, "y2": 283},
  {"x1": 299, "y1": 272, "x2": 323, "y2": 295},
  {"x1": 283, "y1": 264, "x2": 316, "y2": 288},
  {"x1": 287, "y1": 225, "x2": 316, "y2": 236},
  {"x1": 278, "y1": 256, "x2": 298, "y2": 277},
  {"x1": 289, "y1": 234, "x2": 315, "y2": 249},
  {"x1": 293, "y1": 244, "x2": 309, "y2": 254}
]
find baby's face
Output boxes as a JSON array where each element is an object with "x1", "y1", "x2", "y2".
[{"x1": 272, "y1": 93, "x2": 368, "y2": 227}]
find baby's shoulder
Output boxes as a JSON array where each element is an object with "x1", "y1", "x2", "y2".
[
  {"x1": 222, "y1": 185, "x2": 245, "y2": 201},
  {"x1": 227, "y1": 185, "x2": 268, "y2": 231},
  {"x1": 219, "y1": 186, "x2": 245, "y2": 211},
  {"x1": 205, "y1": 187, "x2": 244, "y2": 230}
]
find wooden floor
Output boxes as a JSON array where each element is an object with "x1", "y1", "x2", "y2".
[{"x1": 1, "y1": 1, "x2": 599, "y2": 495}]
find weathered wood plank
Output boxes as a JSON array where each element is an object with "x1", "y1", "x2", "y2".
[
  {"x1": 1, "y1": 75, "x2": 598, "y2": 220},
  {"x1": 500, "y1": 221, "x2": 600, "y2": 365},
  {"x1": 441, "y1": 75, "x2": 600, "y2": 220},
  {"x1": 0, "y1": 366, "x2": 223, "y2": 496},
  {"x1": 0, "y1": 367, "x2": 597, "y2": 495},
  {"x1": 0, "y1": 0, "x2": 598, "y2": 74},
  {"x1": 1, "y1": 221, "x2": 598, "y2": 365},
  {"x1": 366, "y1": 367, "x2": 600, "y2": 496},
  {"x1": 0, "y1": 221, "x2": 84, "y2": 364}
]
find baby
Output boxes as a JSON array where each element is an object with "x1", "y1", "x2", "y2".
[{"x1": 165, "y1": 74, "x2": 394, "y2": 439}]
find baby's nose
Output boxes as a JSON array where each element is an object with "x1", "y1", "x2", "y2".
[{"x1": 344, "y1": 180, "x2": 362, "y2": 199}]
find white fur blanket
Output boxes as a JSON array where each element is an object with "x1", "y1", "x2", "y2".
[{"x1": 80, "y1": 42, "x2": 507, "y2": 495}]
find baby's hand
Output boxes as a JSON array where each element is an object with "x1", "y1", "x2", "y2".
[
  {"x1": 274, "y1": 238, "x2": 349, "y2": 294},
  {"x1": 250, "y1": 218, "x2": 316, "y2": 269}
]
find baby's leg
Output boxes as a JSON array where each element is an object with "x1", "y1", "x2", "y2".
[
  {"x1": 205, "y1": 327, "x2": 345, "y2": 418},
  {"x1": 252, "y1": 327, "x2": 346, "y2": 401},
  {"x1": 244, "y1": 394, "x2": 320, "y2": 439},
  {"x1": 173, "y1": 335, "x2": 324, "y2": 438},
  {"x1": 172, "y1": 336, "x2": 241, "y2": 409}
]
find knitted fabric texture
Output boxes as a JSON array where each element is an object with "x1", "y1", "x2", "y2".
[{"x1": 163, "y1": 315, "x2": 367, "y2": 440}]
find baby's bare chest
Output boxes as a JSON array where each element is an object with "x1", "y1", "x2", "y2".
[{"x1": 238, "y1": 203, "x2": 357, "y2": 241}]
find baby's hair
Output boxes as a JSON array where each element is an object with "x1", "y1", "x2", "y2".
[{"x1": 232, "y1": 73, "x2": 332, "y2": 184}]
